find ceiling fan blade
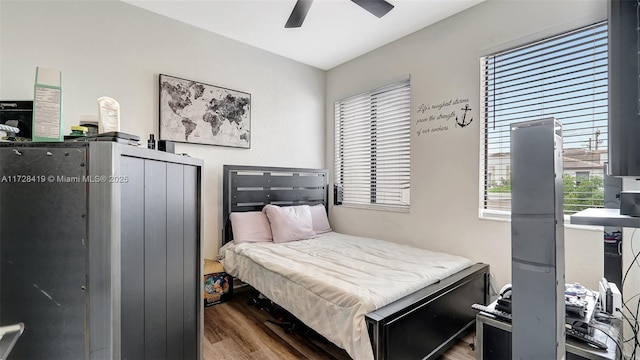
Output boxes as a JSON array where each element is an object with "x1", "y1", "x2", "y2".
[
  {"x1": 285, "y1": 0, "x2": 313, "y2": 28},
  {"x1": 350, "y1": 0, "x2": 394, "y2": 18}
]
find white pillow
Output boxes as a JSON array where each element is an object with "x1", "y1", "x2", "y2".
[
  {"x1": 230, "y1": 212, "x2": 273, "y2": 243},
  {"x1": 262, "y1": 204, "x2": 316, "y2": 243},
  {"x1": 309, "y1": 204, "x2": 332, "y2": 234}
]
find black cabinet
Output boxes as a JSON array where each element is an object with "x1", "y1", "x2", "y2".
[{"x1": 0, "y1": 142, "x2": 203, "y2": 359}]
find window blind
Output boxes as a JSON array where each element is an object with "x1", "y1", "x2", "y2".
[
  {"x1": 481, "y1": 22, "x2": 608, "y2": 216},
  {"x1": 335, "y1": 79, "x2": 411, "y2": 209}
]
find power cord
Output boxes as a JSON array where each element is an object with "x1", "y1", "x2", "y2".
[
  {"x1": 620, "y1": 310, "x2": 639, "y2": 360},
  {"x1": 622, "y1": 229, "x2": 640, "y2": 290},
  {"x1": 591, "y1": 320, "x2": 626, "y2": 360},
  {"x1": 620, "y1": 228, "x2": 640, "y2": 359}
]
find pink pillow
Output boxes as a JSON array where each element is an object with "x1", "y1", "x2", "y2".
[
  {"x1": 310, "y1": 204, "x2": 332, "y2": 234},
  {"x1": 230, "y1": 212, "x2": 273, "y2": 243},
  {"x1": 262, "y1": 204, "x2": 316, "y2": 243}
]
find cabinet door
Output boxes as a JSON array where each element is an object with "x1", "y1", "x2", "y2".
[
  {"x1": 182, "y1": 164, "x2": 198, "y2": 359},
  {"x1": 121, "y1": 156, "x2": 145, "y2": 359},
  {"x1": 166, "y1": 162, "x2": 184, "y2": 359},
  {"x1": 143, "y1": 159, "x2": 168, "y2": 359},
  {"x1": 0, "y1": 147, "x2": 87, "y2": 359},
  {"x1": 120, "y1": 157, "x2": 199, "y2": 360}
]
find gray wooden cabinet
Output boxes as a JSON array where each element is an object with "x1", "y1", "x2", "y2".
[{"x1": 0, "y1": 142, "x2": 203, "y2": 359}]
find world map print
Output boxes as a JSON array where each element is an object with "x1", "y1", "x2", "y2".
[{"x1": 159, "y1": 74, "x2": 251, "y2": 148}]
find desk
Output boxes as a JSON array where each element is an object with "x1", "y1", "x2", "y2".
[{"x1": 476, "y1": 302, "x2": 620, "y2": 360}]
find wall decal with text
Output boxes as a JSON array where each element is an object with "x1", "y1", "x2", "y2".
[{"x1": 415, "y1": 97, "x2": 473, "y2": 137}]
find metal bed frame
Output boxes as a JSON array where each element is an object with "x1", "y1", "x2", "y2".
[{"x1": 222, "y1": 164, "x2": 489, "y2": 360}]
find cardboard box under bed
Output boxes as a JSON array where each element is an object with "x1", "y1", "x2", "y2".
[{"x1": 203, "y1": 259, "x2": 232, "y2": 306}]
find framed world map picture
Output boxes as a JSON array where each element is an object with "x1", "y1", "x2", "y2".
[{"x1": 159, "y1": 74, "x2": 251, "y2": 148}]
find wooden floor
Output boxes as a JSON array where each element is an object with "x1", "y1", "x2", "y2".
[{"x1": 203, "y1": 288, "x2": 476, "y2": 360}]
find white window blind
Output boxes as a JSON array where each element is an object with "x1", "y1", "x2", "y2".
[
  {"x1": 481, "y1": 22, "x2": 608, "y2": 217},
  {"x1": 335, "y1": 79, "x2": 411, "y2": 210}
]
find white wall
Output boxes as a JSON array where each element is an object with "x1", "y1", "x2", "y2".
[
  {"x1": 0, "y1": 0, "x2": 326, "y2": 260},
  {"x1": 326, "y1": 0, "x2": 608, "y2": 290}
]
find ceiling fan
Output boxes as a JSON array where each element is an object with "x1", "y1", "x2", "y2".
[{"x1": 285, "y1": 0, "x2": 395, "y2": 28}]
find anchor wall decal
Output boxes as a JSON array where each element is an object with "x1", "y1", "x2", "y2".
[{"x1": 455, "y1": 104, "x2": 473, "y2": 128}]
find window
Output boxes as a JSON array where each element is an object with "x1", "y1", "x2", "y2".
[
  {"x1": 334, "y1": 79, "x2": 411, "y2": 210},
  {"x1": 575, "y1": 171, "x2": 591, "y2": 186},
  {"x1": 481, "y1": 22, "x2": 608, "y2": 217}
]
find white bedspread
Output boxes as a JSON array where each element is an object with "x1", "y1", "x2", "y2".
[{"x1": 220, "y1": 232, "x2": 472, "y2": 360}]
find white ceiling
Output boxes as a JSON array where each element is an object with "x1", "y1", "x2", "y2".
[{"x1": 123, "y1": 0, "x2": 485, "y2": 70}]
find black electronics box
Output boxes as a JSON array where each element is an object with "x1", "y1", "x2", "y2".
[
  {"x1": 620, "y1": 191, "x2": 640, "y2": 217},
  {"x1": 158, "y1": 140, "x2": 174, "y2": 153},
  {"x1": 0, "y1": 100, "x2": 33, "y2": 139}
]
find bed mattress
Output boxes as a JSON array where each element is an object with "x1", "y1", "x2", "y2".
[{"x1": 220, "y1": 231, "x2": 472, "y2": 360}]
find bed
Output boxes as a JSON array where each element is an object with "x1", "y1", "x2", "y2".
[{"x1": 220, "y1": 165, "x2": 489, "y2": 360}]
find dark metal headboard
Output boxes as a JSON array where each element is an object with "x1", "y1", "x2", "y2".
[{"x1": 222, "y1": 165, "x2": 329, "y2": 244}]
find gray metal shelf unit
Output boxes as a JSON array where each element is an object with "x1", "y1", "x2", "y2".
[{"x1": 0, "y1": 142, "x2": 203, "y2": 359}]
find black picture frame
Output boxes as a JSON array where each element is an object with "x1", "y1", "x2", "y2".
[{"x1": 159, "y1": 74, "x2": 251, "y2": 148}]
